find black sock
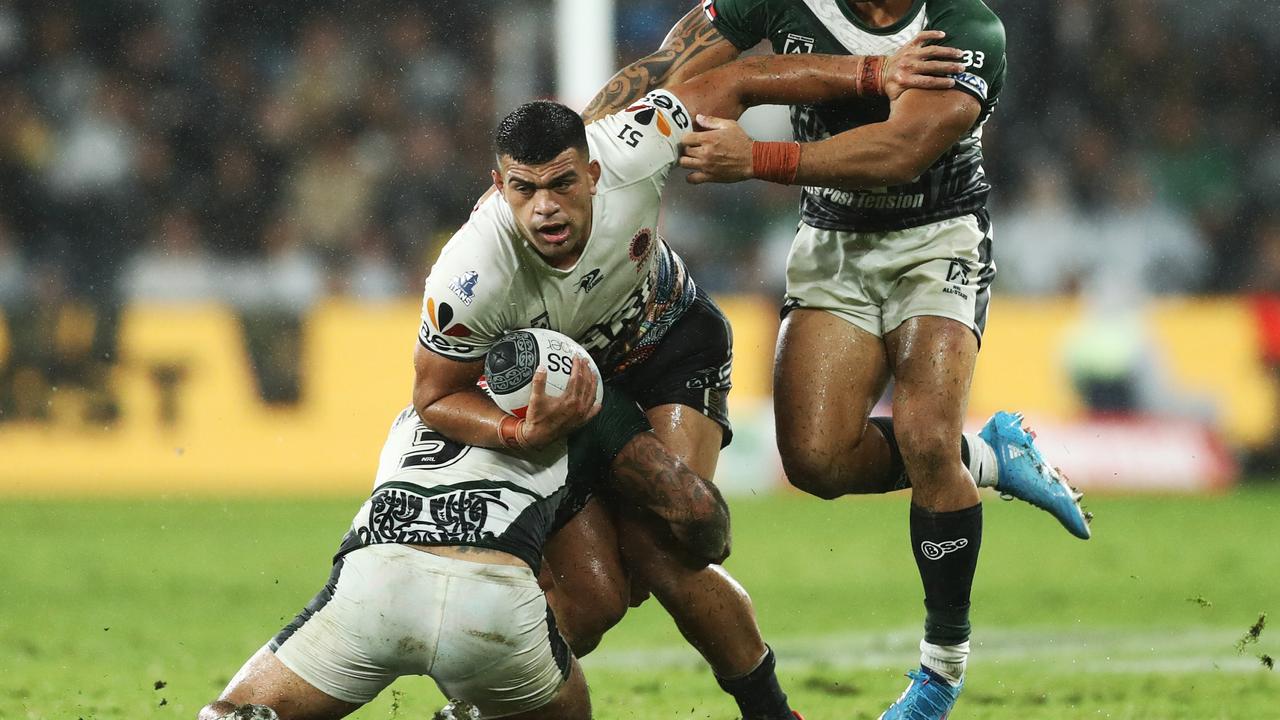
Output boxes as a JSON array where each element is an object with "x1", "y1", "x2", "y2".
[
  {"x1": 715, "y1": 645, "x2": 793, "y2": 720},
  {"x1": 910, "y1": 502, "x2": 983, "y2": 646}
]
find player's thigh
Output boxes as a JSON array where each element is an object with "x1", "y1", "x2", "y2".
[
  {"x1": 614, "y1": 292, "x2": 733, "y2": 452},
  {"x1": 542, "y1": 498, "x2": 630, "y2": 624},
  {"x1": 502, "y1": 658, "x2": 591, "y2": 720},
  {"x1": 211, "y1": 646, "x2": 361, "y2": 720},
  {"x1": 644, "y1": 402, "x2": 724, "y2": 480},
  {"x1": 884, "y1": 314, "x2": 978, "y2": 471},
  {"x1": 773, "y1": 308, "x2": 890, "y2": 461}
]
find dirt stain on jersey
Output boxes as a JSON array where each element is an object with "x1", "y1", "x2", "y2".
[{"x1": 465, "y1": 629, "x2": 517, "y2": 648}]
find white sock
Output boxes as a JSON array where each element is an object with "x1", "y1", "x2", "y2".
[
  {"x1": 920, "y1": 639, "x2": 969, "y2": 685},
  {"x1": 963, "y1": 433, "x2": 999, "y2": 488}
]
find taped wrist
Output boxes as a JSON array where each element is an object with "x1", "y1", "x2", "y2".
[
  {"x1": 751, "y1": 141, "x2": 801, "y2": 185},
  {"x1": 498, "y1": 415, "x2": 527, "y2": 449},
  {"x1": 856, "y1": 55, "x2": 886, "y2": 96}
]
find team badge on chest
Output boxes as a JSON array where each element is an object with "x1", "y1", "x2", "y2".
[{"x1": 629, "y1": 228, "x2": 653, "y2": 271}]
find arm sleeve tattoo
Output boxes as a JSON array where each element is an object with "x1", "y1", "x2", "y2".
[{"x1": 581, "y1": 7, "x2": 737, "y2": 124}]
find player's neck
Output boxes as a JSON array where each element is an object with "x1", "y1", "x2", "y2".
[{"x1": 845, "y1": 0, "x2": 915, "y2": 28}]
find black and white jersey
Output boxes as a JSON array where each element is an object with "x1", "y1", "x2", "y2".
[{"x1": 335, "y1": 387, "x2": 650, "y2": 571}]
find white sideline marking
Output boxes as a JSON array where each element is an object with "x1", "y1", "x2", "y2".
[{"x1": 582, "y1": 628, "x2": 1270, "y2": 674}]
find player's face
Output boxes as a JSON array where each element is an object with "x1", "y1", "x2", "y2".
[{"x1": 494, "y1": 148, "x2": 601, "y2": 270}]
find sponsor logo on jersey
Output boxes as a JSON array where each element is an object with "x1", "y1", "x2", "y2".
[
  {"x1": 448, "y1": 270, "x2": 479, "y2": 306},
  {"x1": 809, "y1": 186, "x2": 926, "y2": 209},
  {"x1": 629, "y1": 228, "x2": 653, "y2": 270},
  {"x1": 626, "y1": 91, "x2": 690, "y2": 137},
  {"x1": 954, "y1": 72, "x2": 989, "y2": 101},
  {"x1": 425, "y1": 298, "x2": 473, "y2": 337},
  {"x1": 575, "y1": 268, "x2": 604, "y2": 294},
  {"x1": 783, "y1": 33, "x2": 815, "y2": 54},
  {"x1": 702, "y1": 0, "x2": 717, "y2": 21},
  {"x1": 420, "y1": 297, "x2": 477, "y2": 356},
  {"x1": 625, "y1": 102, "x2": 672, "y2": 137},
  {"x1": 920, "y1": 537, "x2": 969, "y2": 560}
]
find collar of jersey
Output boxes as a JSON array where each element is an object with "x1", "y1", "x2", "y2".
[{"x1": 837, "y1": 0, "x2": 926, "y2": 36}]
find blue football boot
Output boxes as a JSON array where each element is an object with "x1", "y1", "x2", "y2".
[
  {"x1": 978, "y1": 411, "x2": 1092, "y2": 539},
  {"x1": 879, "y1": 668, "x2": 963, "y2": 720}
]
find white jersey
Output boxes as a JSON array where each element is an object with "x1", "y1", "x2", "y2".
[
  {"x1": 418, "y1": 90, "x2": 697, "y2": 375},
  {"x1": 338, "y1": 389, "x2": 649, "y2": 570}
]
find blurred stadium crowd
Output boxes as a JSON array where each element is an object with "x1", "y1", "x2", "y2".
[{"x1": 0, "y1": 0, "x2": 1277, "y2": 420}]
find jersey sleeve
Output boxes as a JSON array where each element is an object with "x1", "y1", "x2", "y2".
[
  {"x1": 587, "y1": 89, "x2": 692, "y2": 190},
  {"x1": 928, "y1": 2, "x2": 1007, "y2": 111},
  {"x1": 703, "y1": 0, "x2": 768, "y2": 51},
  {"x1": 417, "y1": 224, "x2": 511, "y2": 361}
]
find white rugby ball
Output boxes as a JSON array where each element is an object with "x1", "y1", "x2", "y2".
[{"x1": 483, "y1": 328, "x2": 603, "y2": 417}]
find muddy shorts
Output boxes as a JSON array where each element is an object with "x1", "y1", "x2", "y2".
[{"x1": 269, "y1": 544, "x2": 570, "y2": 717}]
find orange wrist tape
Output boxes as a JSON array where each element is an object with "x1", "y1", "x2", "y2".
[
  {"x1": 498, "y1": 415, "x2": 526, "y2": 450},
  {"x1": 856, "y1": 55, "x2": 886, "y2": 97},
  {"x1": 751, "y1": 141, "x2": 801, "y2": 185}
]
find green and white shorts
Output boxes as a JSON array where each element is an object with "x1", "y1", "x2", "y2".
[{"x1": 782, "y1": 212, "x2": 995, "y2": 341}]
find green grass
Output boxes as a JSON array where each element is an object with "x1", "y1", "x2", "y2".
[{"x1": 1, "y1": 487, "x2": 1276, "y2": 719}]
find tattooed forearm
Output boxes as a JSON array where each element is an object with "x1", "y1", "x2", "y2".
[
  {"x1": 581, "y1": 6, "x2": 738, "y2": 123},
  {"x1": 610, "y1": 433, "x2": 731, "y2": 563}
]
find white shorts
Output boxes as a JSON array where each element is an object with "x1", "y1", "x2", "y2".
[
  {"x1": 269, "y1": 544, "x2": 569, "y2": 717},
  {"x1": 783, "y1": 213, "x2": 995, "y2": 340}
]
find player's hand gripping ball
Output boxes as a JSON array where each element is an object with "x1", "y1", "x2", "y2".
[{"x1": 483, "y1": 328, "x2": 603, "y2": 417}]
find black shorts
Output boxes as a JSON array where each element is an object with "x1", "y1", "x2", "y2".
[{"x1": 611, "y1": 291, "x2": 734, "y2": 447}]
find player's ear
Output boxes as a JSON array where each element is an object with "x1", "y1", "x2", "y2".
[
  {"x1": 490, "y1": 169, "x2": 503, "y2": 191},
  {"x1": 587, "y1": 160, "x2": 601, "y2": 192}
]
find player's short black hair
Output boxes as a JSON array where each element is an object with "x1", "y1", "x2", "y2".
[{"x1": 494, "y1": 100, "x2": 588, "y2": 165}]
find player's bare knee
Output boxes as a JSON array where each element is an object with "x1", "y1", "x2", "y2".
[
  {"x1": 777, "y1": 435, "x2": 847, "y2": 498},
  {"x1": 197, "y1": 701, "x2": 236, "y2": 720},
  {"x1": 896, "y1": 424, "x2": 960, "y2": 482},
  {"x1": 779, "y1": 444, "x2": 846, "y2": 500}
]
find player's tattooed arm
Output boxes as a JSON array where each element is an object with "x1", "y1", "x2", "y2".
[
  {"x1": 581, "y1": 5, "x2": 740, "y2": 124},
  {"x1": 609, "y1": 432, "x2": 732, "y2": 565}
]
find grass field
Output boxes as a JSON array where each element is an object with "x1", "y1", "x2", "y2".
[{"x1": 1, "y1": 486, "x2": 1276, "y2": 719}]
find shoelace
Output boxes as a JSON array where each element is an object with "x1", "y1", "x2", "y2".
[{"x1": 897, "y1": 670, "x2": 955, "y2": 719}]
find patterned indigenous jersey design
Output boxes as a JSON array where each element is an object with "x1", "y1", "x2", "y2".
[
  {"x1": 419, "y1": 90, "x2": 696, "y2": 376},
  {"x1": 336, "y1": 387, "x2": 650, "y2": 572},
  {"x1": 706, "y1": 0, "x2": 1006, "y2": 232}
]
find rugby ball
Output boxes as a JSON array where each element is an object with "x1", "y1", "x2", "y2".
[{"x1": 483, "y1": 328, "x2": 603, "y2": 417}]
